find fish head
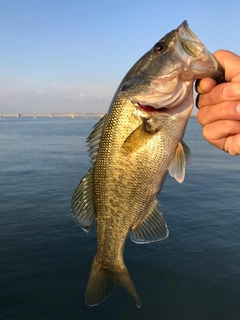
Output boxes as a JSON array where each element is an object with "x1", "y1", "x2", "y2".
[
  {"x1": 172, "y1": 20, "x2": 224, "y2": 82},
  {"x1": 119, "y1": 20, "x2": 224, "y2": 111}
]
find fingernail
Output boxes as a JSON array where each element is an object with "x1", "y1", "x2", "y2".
[
  {"x1": 195, "y1": 95, "x2": 200, "y2": 109},
  {"x1": 236, "y1": 103, "x2": 240, "y2": 114},
  {"x1": 195, "y1": 80, "x2": 200, "y2": 93}
]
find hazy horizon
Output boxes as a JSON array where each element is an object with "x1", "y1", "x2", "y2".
[{"x1": 1, "y1": 1, "x2": 239, "y2": 115}]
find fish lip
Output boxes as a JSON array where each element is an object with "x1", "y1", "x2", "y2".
[
  {"x1": 136, "y1": 102, "x2": 167, "y2": 113},
  {"x1": 177, "y1": 20, "x2": 201, "y2": 43},
  {"x1": 174, "y1": 21, "x2": 225, "y2": 82},
  {"x1": 136, "y1": 102, "x2": 181, "y2": 115}
]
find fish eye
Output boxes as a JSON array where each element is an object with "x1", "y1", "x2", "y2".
[{"x1": 153, "y1": 42, "x2": 166, "y2": 53}]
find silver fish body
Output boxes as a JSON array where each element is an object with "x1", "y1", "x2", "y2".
[{"x1": 71, "y1": 21, "x2": 224, "y2": 308}]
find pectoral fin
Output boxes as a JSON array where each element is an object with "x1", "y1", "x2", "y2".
[
  {"x1": 121, "y1": 123, "x2": 152, "y2": 154},
  {"x1": 130, "y1": 200, "x2": 169, "y2": 244},
  {"x1": 182, "y1": 140, "x2": 192, "y2": 165},
  {"x1": 168, "y1": 140, "x2": 191, "y2": 184},
  {"x1": 71, "y1": 168, "x2": 96, "y2": 232}
]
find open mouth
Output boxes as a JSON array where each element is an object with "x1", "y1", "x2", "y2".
[
  {"x1": 177, "y1": 20, "x2": 201, "y2": 43},
  {"x1": 137, "y1": 102, "x2": 168, "y2": 113}
]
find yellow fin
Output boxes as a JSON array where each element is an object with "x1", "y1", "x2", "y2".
[
  {"x1": 168, "y1": 141, "x2": 191, "y2": 183},
  {"x1": 121, "y1": 123, "x2": 152, "y2": 154}
]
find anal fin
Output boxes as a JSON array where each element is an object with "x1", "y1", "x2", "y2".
[{"x1": 130, "y1": 200, "x2": 169, "y2": 244}]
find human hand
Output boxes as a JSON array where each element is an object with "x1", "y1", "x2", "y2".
[{"x1": 196, "y1": 50, "x2": 240, "y2": 155}]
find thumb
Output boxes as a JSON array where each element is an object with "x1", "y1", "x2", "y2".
[{"x1": 214, "y1": 50, "x2": 240, "y2": 82}]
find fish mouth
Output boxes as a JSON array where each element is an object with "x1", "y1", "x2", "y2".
[
  {"x1": 136, "y1": 102, "x2": 182, "y2": 115},
  {"x1": 122, "y1": 21, "x2": 225, "y2": 113},
  {"x1": 175, "y1": 20, "x2": 225, "y2": 82},
  {"x1": 177, "y1": 20, "x2": 201, "y2": 44},
  {"x1": 137, "y1": 102, "x2": 166, "y2": 113}
]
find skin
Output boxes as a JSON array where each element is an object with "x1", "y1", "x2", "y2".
[{"x1": 196, "y1": 50, "x2": 240, "y2": 156}]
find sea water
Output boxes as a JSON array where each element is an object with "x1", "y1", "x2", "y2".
[{"x1": 1, "y1": 117, "x2": 240, "y2": 320}]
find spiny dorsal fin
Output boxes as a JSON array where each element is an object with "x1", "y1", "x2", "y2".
[
  {"x1": 130, "y1": 200, "x2": 169, "y2": 244},
  {"x1": 87, "y1": 115, "x2": 106, "y2": 164},
  {"x1": 71, "y1": 168, "x2": 96, "y2": 232},
  {"x1": 168, "y1": 141, "x2": 191, "y2": 184}
]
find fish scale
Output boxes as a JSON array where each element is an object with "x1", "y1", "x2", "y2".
[{"x1": 71, "y1": 20, "x2": 224, "y2": 308}]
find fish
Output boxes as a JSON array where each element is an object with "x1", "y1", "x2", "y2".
[{"x1": 71, "y1": 20, "x2": 224, "y2": 308}]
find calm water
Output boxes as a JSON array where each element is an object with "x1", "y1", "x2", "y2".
[{"x1": 1, "y1": 117, "x2": 240, "y2": 320}]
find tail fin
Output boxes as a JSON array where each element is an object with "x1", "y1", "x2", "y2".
[{"x1": 85, "y1": 255, "x2": 141, "y2": 308}]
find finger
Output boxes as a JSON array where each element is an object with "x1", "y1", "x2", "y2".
[
  {"x1": 197, "y1": 82, "x2": 240, "y2": 108},
  {"x1": 206, "y1": 134, "x2": 240, "y2": 156},
  {"x1": 197, "y1": 101, "x2": 240, "y2": 126},
  {"x1": 224, "y1": 134, "x2": 240, "y2": 155},
  {"x1": 202, "y1": 120, "x2": 240, "y2": 155},
  {"x1": 214, "y1": 50, "x2": 240, "y2": 82},
  {"x1": 195, "y1": 78, "x2": 217, "y2": 94}
]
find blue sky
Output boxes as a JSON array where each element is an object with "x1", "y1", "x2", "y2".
[{"x1": 0, "y1": 0, "x2": 240, "y2": 114}]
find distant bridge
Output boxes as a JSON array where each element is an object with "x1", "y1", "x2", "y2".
[{"x1": 0, "y1": 113, "x2": 105, "y2": 119}]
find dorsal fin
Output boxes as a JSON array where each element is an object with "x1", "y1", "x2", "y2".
[
  {"x1": 130, "y1": 200, "x2": 169, "y2": 244},
  {"x1": 168, "y1": 140, "x2": 191, "y2": 184},
  {"x1": 87, "y1": 115, "x2": 106, "y2": 164},
  {"x1": 71, "y1": 168, "x2": 96, "y2": 232}
]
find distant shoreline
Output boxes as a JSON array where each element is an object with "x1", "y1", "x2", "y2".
[
  {"x1": 0, "y1": 113, "x2": 105, "y2": 119},
  {"x1": 0, "y1": 113, "x2": 197, "y2": 119}
]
